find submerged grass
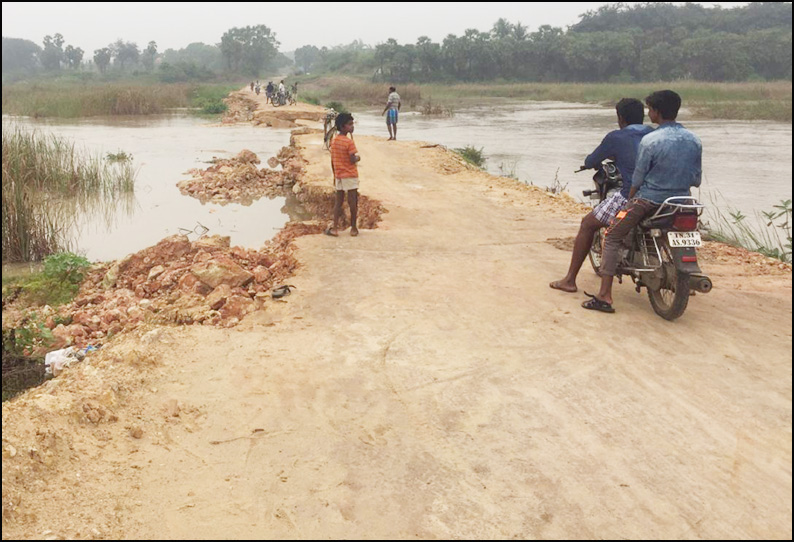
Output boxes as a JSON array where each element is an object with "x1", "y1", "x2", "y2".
[{"x1": 2, "y1": 123, "x2": 137, "y2": 262}]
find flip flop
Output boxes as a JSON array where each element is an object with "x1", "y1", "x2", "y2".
[
  {"x1": 324, "y1": 228, "x2": 338, "y2": 237},
  {"x1": 581, "y1": 291, "x2": 615, "y2": 313},
  {"x1": 272, "y1": 285, "x2": 296, "y2": 299}
]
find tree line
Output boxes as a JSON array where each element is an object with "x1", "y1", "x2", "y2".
[
  {"x1": 2, "y1": 3, "x2": 792, "y2": 84},
  {"x1": 2, "y1": 25, "x2": 289, "y2": 83},
  {"x1": 296, "y1": 2, "x2": 792, "y2": 82}
]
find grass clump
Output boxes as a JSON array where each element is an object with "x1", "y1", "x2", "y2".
[
  {"x1": 454, "y1": 145, "x2": 486, "y2": 168},
  {"x1": 191, "y1": 84, "x2": 237, "y2": 116},
  {"x1": 2, "y1": 123, "x2": 136, "y2": 262},
  {"x1": 16, "y1": 252, "x2": 91, "y2": 306},
  {"x1": 704, "y1": 199, "x2": 792, "y2": 263}
]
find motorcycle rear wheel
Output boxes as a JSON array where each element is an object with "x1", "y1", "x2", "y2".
[{"x1": 647, "y1": 244, "x2": 690, "y2": 320}]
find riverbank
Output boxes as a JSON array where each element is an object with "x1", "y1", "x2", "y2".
[
  {"x1": 1, "y1": 80, "x2": 240, "y2": 118},
  {"x1": 297, "y1": 75, "x2": 793, "y2": 122},
  {"x1": 2, "y1": 98, "x2": 791, "y2": 539}
]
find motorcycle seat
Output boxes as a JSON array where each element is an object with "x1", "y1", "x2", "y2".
[{"x1": 640, "y1": 216, "x2": 674, "y2": 229}]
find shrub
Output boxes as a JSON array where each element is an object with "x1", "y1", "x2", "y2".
[{"x1": 454, "y1": 145, "x2": 486, "y2": 168}]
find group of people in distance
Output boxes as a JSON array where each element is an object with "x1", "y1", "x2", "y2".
[
  {"x1": 319, "y1": 85, "x2": 703, "y2": 315},
  {"x1": 250, "y1": 80, "x2": 298, "y2": 105}
]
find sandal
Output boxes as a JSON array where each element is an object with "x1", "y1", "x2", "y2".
[{"x1": 581, "y1": 291, "x2": 615, "y2": 313}]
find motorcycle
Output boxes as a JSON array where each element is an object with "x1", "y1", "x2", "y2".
[
  {"x1": 272, "y1": 90, "x2": 289, "y2": 107},
  {"x1": 578, "y1": 161, "x2": 712, "y2": 320}
]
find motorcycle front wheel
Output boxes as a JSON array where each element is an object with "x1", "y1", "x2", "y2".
[
  {"x1": 588, "y1": 228, "x2": 604, "y2": 275},
  {"x1": 647, "y1": 243, "x2": 690, "y2": 321}
]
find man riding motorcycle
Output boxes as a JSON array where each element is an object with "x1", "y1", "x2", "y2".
[
  {"x1": 550, "y1": 98, "x2": 653, "y2": 294},
  {"x1": 582, "y1": 90, "x2": 703, "y2": 313}
]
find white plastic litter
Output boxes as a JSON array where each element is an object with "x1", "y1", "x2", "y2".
[{"x1": 44, "y1": 345, "x2": 98, "y2": 376}]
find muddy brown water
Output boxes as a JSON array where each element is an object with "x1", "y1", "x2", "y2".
[
  {"x1": 4, "y1": 114, "x2": 306, "y2": 263},
  {"x1": 7, "y1": 103, "x2": 792, "y2": 264},
  {"x1": 355, "y1": 102, "x2": 793, "y2": 223}
]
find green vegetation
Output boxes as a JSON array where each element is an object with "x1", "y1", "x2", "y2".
[
  {"x1": 1, "y1": 252, "x2": 90, "y2": 401},
  {"x1": 191, "y1": 84, "x2": 237, "y2": 115},
  {"x1": 2, "y1": 124, "x2": 136, "y2": 262},
  {"x1": 705, "y1": 199, "x2": 792, "y2": 263},
  {"x1": 12, "y1": 252, "x2": 91, "y2": 306},
  {"x1": 1, "y1": 80, "x2": 242, "y2": 118},
  {"x1": 294, "y1": 4, "x2": 791, "y2": 84},
  {"x1": 454, "y1": 146, "x2": 486, "y2": 168}
]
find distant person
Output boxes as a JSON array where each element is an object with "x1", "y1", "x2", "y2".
[
  {"x1": 266, "y1": 81, "x2": 274, "y2": 104},
  {"x1": 279, "y1": 80, "x2": 286, "y2": 95},
  {"x1": 250, "y1": 81, "x2": 254, "y2": 92},
  {"x1": 255, "y1": 82, "x2": 261, "y2": 96},
  {"x1": 290, "y1": 82, "x2": 298, "y2": 104},
  {"x1": 326, "y1": 113, "x2": 361, "y2": 237},
  {"x1": 382, "y1": 86, "x2": 401, "y2": 140},
  {"x1": 550, "y1": 98, "x2": 653, "y2": 294},
  {"x1": 582, "y1": 90, "x2": 702, "y2": 313}
]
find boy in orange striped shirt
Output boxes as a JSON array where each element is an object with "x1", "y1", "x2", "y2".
[{"x1": 327, "y1": 113, "x2": 361, "y2": 237}]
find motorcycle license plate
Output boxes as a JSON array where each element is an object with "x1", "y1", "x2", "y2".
[{"x1": 668, "y1": 231, "x2": 702, "y2": 247}]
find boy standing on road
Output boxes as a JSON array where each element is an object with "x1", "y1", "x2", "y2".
[
  {"x1": 382, "y1": 86, "x2": 401, "y2": 140},
  {"x1": 326, "y1": 113, "x2": 361, "y2": 237},
  {"x1": 582, "y1": 90, "x2": 702, "y2": 313},
  {"x1": 550, "y1": 98, "x2": 653, "y2": 293}
]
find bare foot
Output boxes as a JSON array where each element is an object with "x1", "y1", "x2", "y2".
[
  {"x1": 549, "y1": 280, "x2": 577, "y2": 293},
  {"x1": 350, "y1": 228, "x2": 359, "y2": 237},
  {"x1": 324, "y1": 228, "x2": 338, "y2": 237}
]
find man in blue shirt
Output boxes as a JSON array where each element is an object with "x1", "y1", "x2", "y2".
[
  {"x1": 582, "y1": 90, "x2": 703, "y2": 313},
  {"x1": 550, "y1": 98, "x2": 653, "y2": 293}
]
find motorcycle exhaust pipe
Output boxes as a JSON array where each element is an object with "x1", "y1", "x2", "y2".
[{"x1": 690, "y1": 275, "x2": 712, "y2": 294}]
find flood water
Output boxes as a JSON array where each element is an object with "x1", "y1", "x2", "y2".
[
  {"x1": 7, "y1": 102, "x2": 792, "y2": 263},
  {"x1": 355, "y1": 103, "x2": 793, "y2": 222},
  {"x1": 5, "y1": 114, "x2": 297, "y2": 262}
]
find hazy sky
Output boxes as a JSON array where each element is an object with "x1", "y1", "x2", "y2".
[{"x1": 2, "y1": 2, "x2": 749, "y2": 53}]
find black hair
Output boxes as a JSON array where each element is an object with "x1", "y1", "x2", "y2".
[
  {"x1": 615, "y1": 98, "x2": 644, "y2": 125},
  {"x1": 389, "y1": 86, "x2": 396, "y2": 92},
  {"x1": 645, "y1": 90, "x2": 682, "y2": 120},
  {"x1": 335, "y1": 112, "x2": 354, "y2": 131}
]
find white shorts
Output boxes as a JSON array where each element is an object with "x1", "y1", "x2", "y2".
[{"x1": 335, "y1": 177, "x2": 359, "y2": 191}]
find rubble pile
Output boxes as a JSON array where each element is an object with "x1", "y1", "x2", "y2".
[
  {"x1": 178, "y1": 148, "x2": 301, "y2": 205},
  {"x1": 221, "y1": 92, "x2": 258, "y2": 123},
  {"x1": 2, "y1": 233, "x2": 304, "y2": 353}
]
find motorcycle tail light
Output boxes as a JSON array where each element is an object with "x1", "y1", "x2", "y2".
[
  {"x1": 673, "y1": 213, "x2": 698, "y2": 231},
  {"x1": 682, "y1": 255, "x2": 698, "y2": 262}
]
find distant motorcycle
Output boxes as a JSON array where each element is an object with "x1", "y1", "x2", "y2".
[
  {"x1": 579, "y1": 160, "x2": 712, "y2": 320},
  {"x1": 272, "y1": 90, "x2": 288, "y2": 107}
]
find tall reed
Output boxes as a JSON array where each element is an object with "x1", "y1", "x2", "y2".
[
  {"x1": 704, "y1": 195, "x2": 792, "y2": 263},
  {"x1": 2, "y1": 123, "x2": 136, "y2": 262}
]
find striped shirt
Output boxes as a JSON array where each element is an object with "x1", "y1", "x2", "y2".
[
  {"x1": 330, "y1": 134, "x2": 358, "y2": 179},
  {"x1": 387, "y1": 92, "x2": 401, "y2": 110}
]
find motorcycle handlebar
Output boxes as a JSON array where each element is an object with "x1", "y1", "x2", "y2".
[{"x1": 575, "y1": 166, "x2": 588, "y2": 173}]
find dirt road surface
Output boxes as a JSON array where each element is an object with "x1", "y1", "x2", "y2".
[{"x1": 2, "y1": 102, "x2": 791, "y2": 539}]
